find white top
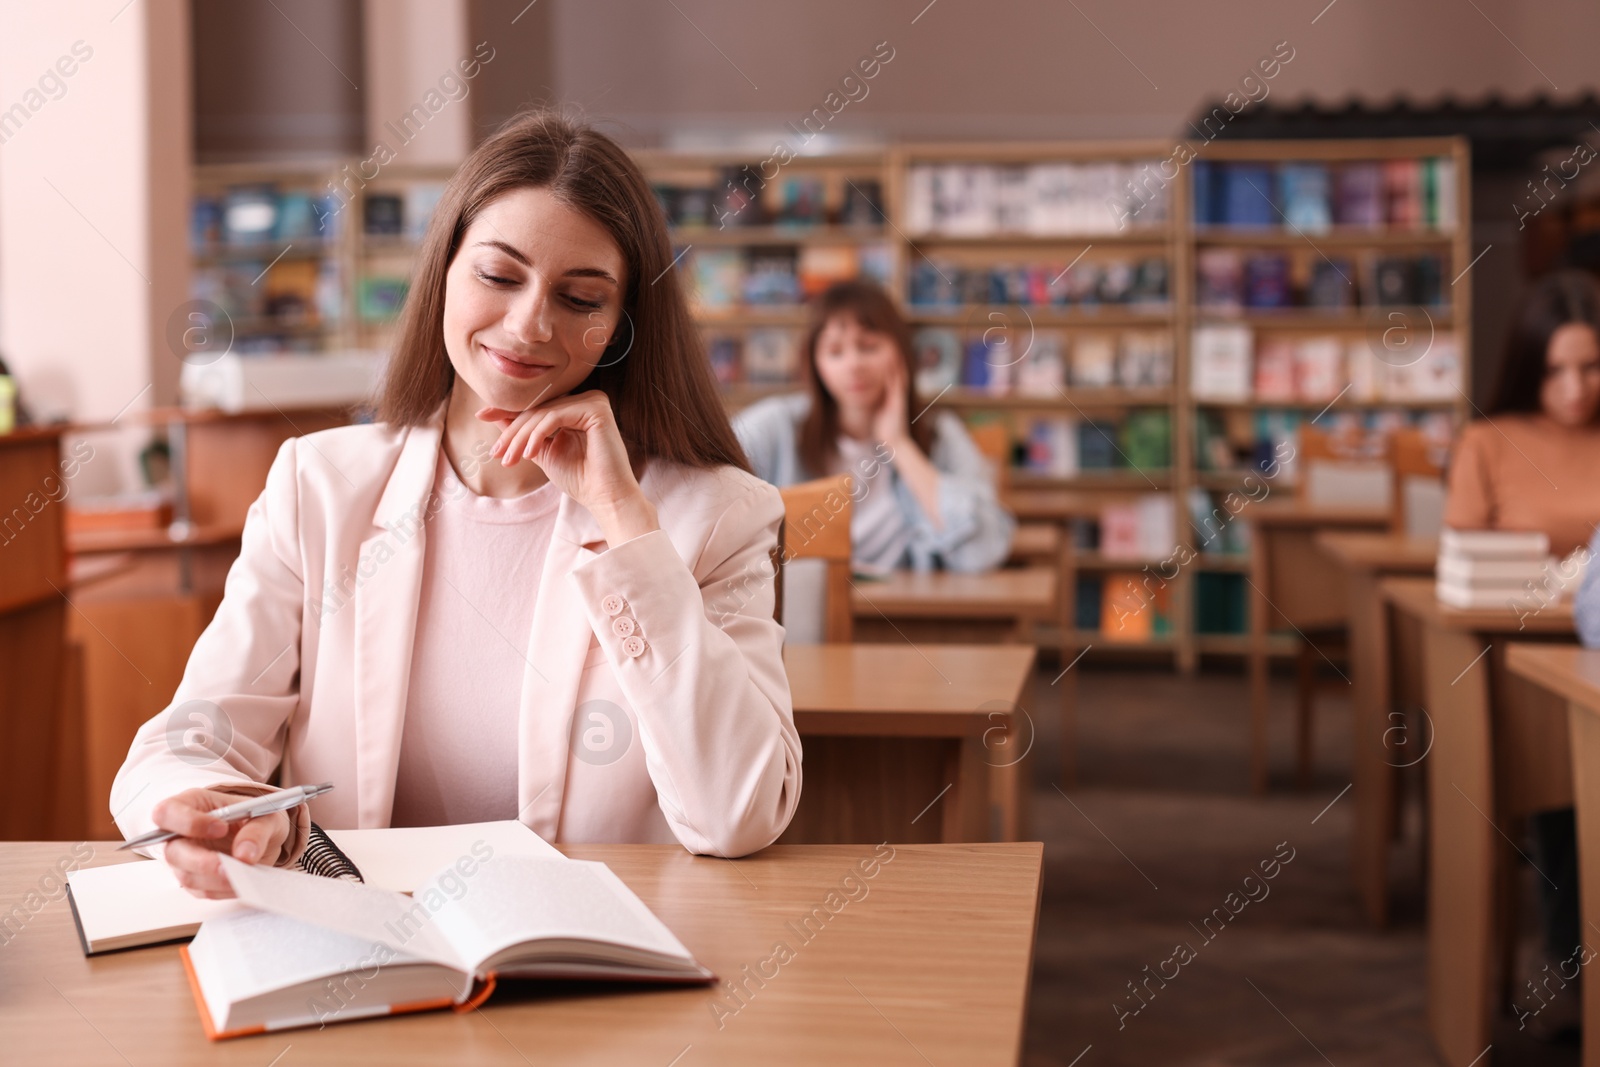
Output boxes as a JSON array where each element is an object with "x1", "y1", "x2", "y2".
[
  {"x1": 829, "y1": 434, "x2": 914, "y2": 571},
  {"x1": 392, "y1": 450, "x2": 561, "y2": 827}
]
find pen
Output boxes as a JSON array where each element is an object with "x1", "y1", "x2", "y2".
[{"x1": 117, "y1": 782, "x2": 335, "y2": 851}]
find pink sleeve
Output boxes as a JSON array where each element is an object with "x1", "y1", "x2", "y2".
[{"x1": 566, "y1": 482, "x2": 800, "y2": 857}]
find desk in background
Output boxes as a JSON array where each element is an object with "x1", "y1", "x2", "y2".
[
  {"x1": 0, "y1": 427, "x2": 81, "y2": 839},
  {"x1": 1382, "y1": 576, "x2": 1573, "y2": 1067},
  {"x1": 0, "y1": 841, "x2": 1042, "y2": 1066},
  {"x1": 1313, "y1": 531, "x2": 1436, "y2": 928},
  {"x1": 1246, "y1": 500, "x2": 1390, "y2": 793},
  {"x1": 784, "y1": 643, "x2": 1037, "y2": 844},
  {"x1": 66, "y1": 406, "x2": 352, "y2": 840},
  {"x1": 1507, "y1": 643, "x2": 1600, "y2": 1067}
]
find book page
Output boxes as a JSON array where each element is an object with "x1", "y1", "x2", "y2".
[
  {"x1": 421, "y1": 856, "x2": 695, "y2": 973},
  {"x1": 327, "y1": 820, "x2": 561, "y2": 892},
  {"x1": 218, "y1": 854, "x2": 464, "y2": 970},
  {"x1": 192, "y1": 907, "x2": 423, "y2": 1004}
]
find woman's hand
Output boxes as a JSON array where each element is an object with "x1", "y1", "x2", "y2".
[
  {"x1": 149, "y1": 787, "x2": 292, "y2": 899},
  {"x1": 870, "y1": 360, "x2": 912, "y2": 448},
  {"x1": 477, "y1": 390, "x2": 660, "y2": 545}
]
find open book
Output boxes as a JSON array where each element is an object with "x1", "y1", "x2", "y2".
[
  {"x1": 68, "y1": 820, "x2": 561, "y2": 954},
  {"x1": 182, "y1": 852, "x2": 713, "y2": 1038}
]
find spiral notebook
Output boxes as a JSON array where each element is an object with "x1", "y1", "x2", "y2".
[{"x1": 67, "y1": 820, "x2": 562, "y2": 955}]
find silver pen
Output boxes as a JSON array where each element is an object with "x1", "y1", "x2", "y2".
[{"x1": 117, "y1": 782, "x2": 335, "y2": 851}]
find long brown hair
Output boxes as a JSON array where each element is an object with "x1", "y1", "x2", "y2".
[
  {"x1": 797, "y1": 279, "x2": 934, "y2": 476},
  {"x1": 1487, "y1": 269, "x2": 1600, "y2": 417},
  {"x1": 377, "y1": 108, "x2": 749, "y2": 473}
]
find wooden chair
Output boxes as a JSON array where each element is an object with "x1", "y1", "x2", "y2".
[
  {"x1": 777, "y1": 474, "x2": 854, "y2": 642},
  {"x1": 1286, "y1": 426, "x2": 1394, "y2": 787},
  {"x1": 1389, "y1": 427, "x2": 1446, "y2": 539}
]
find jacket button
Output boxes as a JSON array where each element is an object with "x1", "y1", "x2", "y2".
[
  {"x1": 611, "y1": 615, "x2": 635, "y2": 638},
  {"x1": 622, "y1": 635, "x2": 646, "y2": 658},
  {"x1": 601, "y1": 594, "x2": 625, "y2": 616}
]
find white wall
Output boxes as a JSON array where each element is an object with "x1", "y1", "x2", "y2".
[{"x1": 0, "y1": 0, "x2": 191, "y2": 493}]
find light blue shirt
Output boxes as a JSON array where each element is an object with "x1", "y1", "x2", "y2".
[
  {"x1": 733, "y1": 392, "x2": 1015, "y2": 573},
  {"x1": 1575, "y1": 525, "x2": 1600, "y2": 647}
]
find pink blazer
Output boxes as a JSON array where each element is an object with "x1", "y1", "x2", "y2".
[{"x1": 110, "y1": 408, "x2": 801, "y2": 859}]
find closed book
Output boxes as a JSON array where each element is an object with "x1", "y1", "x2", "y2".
[
  {"x1": 1221, "y1": 164, "x2": 1276, "y2": 227},
  {"x1": 1100, "y1": 504, "x2": 1143, "y2": 559},
  {"x1": 1101, "y1": 573, "x2": 1154, "y2": 641},
  {"x1": 1078, "y1": 420, "x2": 1119, "y2": 470},
  {"x1": 1191, "y1": 325, "x2": 1253, "y2": 401},
  {"x1": 1294, "y1": 337, "x2": 1344, "y2": 401},
  {"x1": 1383, "y1": 160, "x2": 1424, "y2": 228},
  {"x1": 1070, "y1": 334, "x2": 1117, "y2": 388},
  {"x1": 1436, "y1": 556, "x2": 1549, "y2": 584},
  {"x1": 1439, "y1": 527, "x2": 1550, "y2": 559},
  {"x1": 912, "y1": 328, "x2": 963, "y2": 393},
  {"x1": 1253, "y1": 338, "x2": 1297, "y2": 401},
  {"x1": 1335, "y1": 163, "x2": 1384, "y2": 228},
  {"x1": 1244, "y1": 253, "x2": 1292, "y2": 308},
  {"x1": 1120, "y1": 410, "x2": 1172, "y2": 469},
  {"x1": 1196, "y1": 248, "x2": 1244, "y2": 309},
  {"x1": 1277, "y1": 163, "x2": 1332, "y2": 232},
  {"x1": 1436, "y1": 580, "x2": 1540, "y2": 610},
  {"x1": 744, "y1": 329, "x2": 800, "y2": 384}
]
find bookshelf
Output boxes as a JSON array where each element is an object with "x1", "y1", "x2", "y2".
[
  {"x1": 639, "y1": 136, "x2": 1471, "y2": 672},
  {"x1": 191, "y1": 161, "x2": 457, "y2": 355},
  {"x1": 193, "y1": 137, "x2": 1469, "y2": 672}
]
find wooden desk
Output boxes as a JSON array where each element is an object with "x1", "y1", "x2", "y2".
[
  {"x1": 850, "y1": 566, "x2": 1062, "y2": 784},
  {"x1": 784, "y1": 644, "x2": 1037, "y2": 844},
  {"x1": 0, "y1": 841, "x2": 1042, "y2": 1066},
  {"x1": 1382, "y1": 577, "x2": 1574, "y2": 1067},
  {"x1": 1507, "y1": 642, "x2": 1600, "y2": 1067},
  {"x1": 1314, "y1": 532, "x2": 1437, "y2": 928},
  {"x1": 1247, "y1": 500, "x2": 1390, "y2": 793},
  {"x1": 0, "y1": 428, "x2": 82, "y2": 840}
]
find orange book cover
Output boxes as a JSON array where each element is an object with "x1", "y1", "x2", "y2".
[
  {"x1": 1101, "y1": 572, "x2": 1154, "y2": 642},
  {"x1": 179, "y1": 943, "x2": 496, "y2": 1041}
]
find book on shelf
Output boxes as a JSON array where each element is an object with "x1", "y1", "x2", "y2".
[
  {"x1": 357, "y1": 276, "x2": 408, "y2": 322},
  {"x1": 743, "y1": 246, "x2": 802, "y2": 305},
  {"x1": 183, "y1": 851, "x2": 711, "y2": 1039},
  {"x1": 1191, "y1": 324, "x2": 1254, "y2": 401},
  {"x1": 775, "y1": 175, "x2": 827, "y2": 226},
  {"x1": 905, "y1": 160, "x2": 1166, "y2": 236},
  {"x1": 1194, "y1": 571, "x2": 1248, "y2": 634},
  {"x1": 220, "y1": 184, "x2": 280, "y2": 245},
  {"x1": 1253, "y1": 338, "x2": 1296, "y2": 402},
  {"x1": 706, "y1": 334, "x2": 742, "y2": 385},
  {"x1": 690, "y1": 248, "x2": 744, "y2": 310},
  {"x1": 1277, "y1": 163, "x2": 1333, "y2": 232},
  {"x1": 840, "y1": 179, "x2": 885, "y2": 226},
  {"x1": 1193, "y1": 158, "x2": 1454, "y2": 230},
  {"x1": 1308, "y1": 258, "x2": 1356, "y2": 309},
  {"x1": 1293, "y1": 336, "x2": 1344, "y2": 401},
  {"x1": 1243, "y1": 253, "x2": 1292, "y2": 309},
  {"x1": 913, "y1": 327, "x2": 963, "y2": 393},
  {"x1": 1117, "y1": 331, "x2": 1174, "y2": 388},
  {"x1": 1069, "y1": 333, "x2": 1117, "y2": 388},
  {"x1": 1100, "y1": 572, "x2": 1171, "y2": 641},
  {"x1": 363, "y1": 193, "x2": 404, "y2": 237},
  {"x1": 1119, "y1": 410, "x2": 1172, "y2": 469},
  {"x1": 1078, "y1": 419, "x2": 1120, "y2": 470},
  {"x1": 1099, "y1": 493, "x2": 1176, "y2": 561},
  {"x1": 66, "y1": 821, "x2": 562, "y2": 956},
  {"x1": 1024, "y1": 417, "x2": 1079, "y2": 477},
  {"x1": 403, "y1": 183, "x2": 447, "y2": 240},
  {"x1": 797, "y1": 245, "x2": 860, "y2": 298},
  {"x1": 743, "y1": 328, "x2": 801, "y2": 384},
  {"x1": 907, "y1": 254, "x2": 1169, "y2": 309},
  {"x1": 1197, "y1": 248, "x2": 1244, "y2": 310},
  {"x1": 1016, "y1": 332, "x2": 1067, "y2": 395}
]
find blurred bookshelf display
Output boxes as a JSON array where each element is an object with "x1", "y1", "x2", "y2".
[
  {"x1": 192, "y1": 139, "x2": 1468, "y2": 670},
  {"x1": 641, "y1": 136, "x2": 1471, "y2": 670},
  {"x1": 190, "y1": 162, "x2": 455, "y2": 355}
]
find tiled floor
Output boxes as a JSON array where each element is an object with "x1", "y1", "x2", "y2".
[{"x1": 1018, "y1": 662, "x2": 1579, "y2": 1067}]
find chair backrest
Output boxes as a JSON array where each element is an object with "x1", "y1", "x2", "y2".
[
  {"x1": 965, "y1": 420, "x2": 1011, "y2": 492},
  {"x1": 1389, "y1": 427, "x2": 1446, "y2": 538},
  {"x1": 1297, "y1": 424, "x2": 1393, "y2": 510},
  {"x1": 779, "y1": 474, "x2": 854, "y2": 642}
]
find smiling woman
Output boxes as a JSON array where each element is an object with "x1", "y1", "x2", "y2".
[{"x1": 110, "y1": 109, "x2": 801, "y2": 898}]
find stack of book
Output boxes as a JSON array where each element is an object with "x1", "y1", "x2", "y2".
[{"x1": 1435, "y1": 528, "x2": 1551, "y2": 609}]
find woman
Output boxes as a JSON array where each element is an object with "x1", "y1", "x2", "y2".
[
  {"x1": 112, "y1": 110, "x2": 801, "y2": 898},
  {"x1": 1445, "y1": 269, "x2": 1600, "y2": 557},
  {"x1": 734, "y1": 280, "x2": 1014, "y2": 573},
  {"x1": 1446, "y1": 269, "x2": 1600, "y2": 1035}
]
